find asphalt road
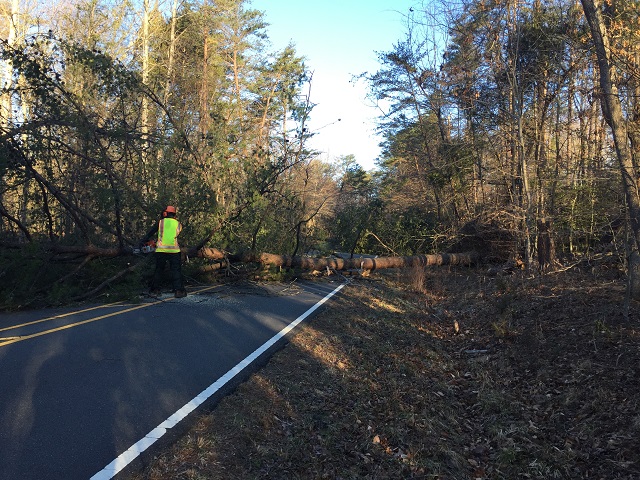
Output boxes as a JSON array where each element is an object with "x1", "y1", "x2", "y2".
[{"x1": 0, "y1": 280, "x2": 345, "y2": 480}]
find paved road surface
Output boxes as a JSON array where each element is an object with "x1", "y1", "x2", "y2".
[{"x1": 0, "y1": 280, "x2": 345, "y2": 480}]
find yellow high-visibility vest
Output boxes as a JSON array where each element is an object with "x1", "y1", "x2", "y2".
[{"x1": 155, "y1": 217, "x2": 181, "y2": 253}]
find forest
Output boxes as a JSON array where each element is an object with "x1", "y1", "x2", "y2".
[{"x1": 0, "y1": 0, "x2": 639, "y2": 308}]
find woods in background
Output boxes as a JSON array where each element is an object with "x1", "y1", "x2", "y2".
[
  {"x1": 362, "y1": 0, "x2": 639, "y2": 292},
  {"x1": 1, "y1": 0, "x2": 639, "y2": 295}
]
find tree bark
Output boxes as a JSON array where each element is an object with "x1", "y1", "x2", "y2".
[
  {"x1": 536, "y1": 218, "x2": 554, "y2": 273},
  {"x1": 141, "y1": 0, "x2": 151, "y2": 166}
]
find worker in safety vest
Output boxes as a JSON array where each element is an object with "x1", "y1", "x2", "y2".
[{"x1": 141, "y1": 205, "x2": 187, "y2": 298}]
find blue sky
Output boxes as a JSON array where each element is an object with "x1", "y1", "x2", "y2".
[{"x1": 250, "y1": 0, "x2": 419, "y2": 170}]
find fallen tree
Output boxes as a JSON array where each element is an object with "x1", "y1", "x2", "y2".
[
  {"x1": 213, "y1": 251, "x2": 478, "y2": 271},
  {"x1": 0, "y1": 242, "x2": 478, "y2": 305},
  {"x1": 11, "y1": 242, "x2": 478, "y2": 271}
]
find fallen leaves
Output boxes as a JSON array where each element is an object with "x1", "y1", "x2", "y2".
[{"x1": 131, "y1": 268, "x2": 640, "y2": 480}]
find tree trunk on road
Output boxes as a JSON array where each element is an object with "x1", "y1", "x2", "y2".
[
  {"x1": 13, "y1": 242, "x2": 477, "y2": 271},
  {"x1": 221, "y1": 251, "x2": 478, "y2": 271}
]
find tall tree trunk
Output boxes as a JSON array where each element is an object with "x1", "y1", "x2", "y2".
[
  {"x1": 0, "y1": 0, "x2": 17, "y2": 125},
  {"x1": 580, "y1": 0, "x2": 640, "y2": 299},
  {"x1": 141, "y1": 0, "x2": 151, "y2": 167},
  {"x1": 0, "y1": 0, "x2": 19, "y2": 236},
  {"x1": 163, "y1": 0, "x2": 178, "y2": 107},
  {"x1": 504, "y1": 0, "x2": 534, "y2": 267},
  {"x1": 199, "y1": 0, "x2": 210, "y2": 136}
]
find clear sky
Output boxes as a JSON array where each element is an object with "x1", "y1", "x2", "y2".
[{"x1": 250, "y1": 0, "x2": 418, "y2": 170}]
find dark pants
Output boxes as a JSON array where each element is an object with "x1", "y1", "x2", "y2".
[{"x1": 151, "y1": 252, "x2": 184, "y2": 291}]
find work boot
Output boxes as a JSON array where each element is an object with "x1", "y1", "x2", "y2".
[{"x1": 175, "y1": 290, "x2": 187, "y2": 298}]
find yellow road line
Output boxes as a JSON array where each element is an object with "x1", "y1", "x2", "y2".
[
  {"x1": 0, "y1": 285, "x2": 220, "y2": 348},
  {"x1": 0, "y1": 302, "x2": 124, "y2": 333}
]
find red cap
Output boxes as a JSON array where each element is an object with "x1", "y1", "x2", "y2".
[{"x1": 165, "y1": 205, "x2": 176, "y2": 214}]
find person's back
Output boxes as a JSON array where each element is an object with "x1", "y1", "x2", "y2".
[
  {"x1": 155, "y1": 215, "x2": 181, "y2": 253},
  {"x1": 142, "y1": 206, "x2": 186, "y2": 298}
]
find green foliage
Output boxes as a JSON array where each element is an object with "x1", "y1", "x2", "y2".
[
  {"x1": 0, "y1": 246, "x2": 147, "y2": 310},
  {"x1": 374, "y1": 206, "x2": 439, "y2": 255},
  {"x1": 1, "y1": 34, "x2": 162, "y2": 242},
  {"x1": 551, "y1": 174, "x2": 625, "y2": 256},
  {"x1": 0, "y1": 0, "x2": 319, "y2": 257},
  {"x1": 329, "y1": 165, "x2": 379, "y2": 253}
]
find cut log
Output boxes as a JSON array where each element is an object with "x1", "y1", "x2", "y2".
[
  {"x1": 201, "y1": 251, "x2": 478, "y2": 271},
  {"x1": 5, "y1": 242, "x2": 477, "y2": 271}
]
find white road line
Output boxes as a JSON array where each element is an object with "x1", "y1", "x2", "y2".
[{"x1": 90, "y1": 282, "x2": 346, "y2": 480}]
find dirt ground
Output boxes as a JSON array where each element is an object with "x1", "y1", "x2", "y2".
[{"x1": 130, "y1": 264, "x2": 640, "y2": 480}]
